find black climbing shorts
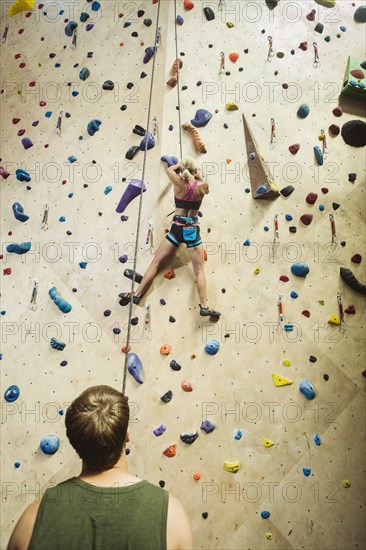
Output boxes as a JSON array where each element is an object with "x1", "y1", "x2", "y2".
[{"x1": 166, "y1": 216, "x2": 202, "y2": 248}]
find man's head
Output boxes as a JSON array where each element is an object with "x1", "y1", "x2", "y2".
[{"x1": 65, "y1": 385, "x2": 129, "y2": 471}]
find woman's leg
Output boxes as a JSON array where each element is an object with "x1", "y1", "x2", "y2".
[
  {"x1": 187, "y1": 244, "x2": 207, "y2": 306},
  {"x1": 134, "y1": 238, "x2": 177, "y2": 297}
]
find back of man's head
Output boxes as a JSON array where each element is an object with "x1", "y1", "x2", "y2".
[{"x1": 65, "y1": 385, "x2": 129, "y2": 471}]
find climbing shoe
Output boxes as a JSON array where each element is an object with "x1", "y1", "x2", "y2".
[
  {"x1": 199, "y1": 305, "x2": 221, "y2": 319},
  {"x1": 118, "y1": 292, "x2": 142, "y2": 306},
  {"x1": 124, "y1": 269, "x2": 143, "y2": 284}
]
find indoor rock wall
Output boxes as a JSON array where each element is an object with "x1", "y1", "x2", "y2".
[{"x1": 1, "y1": 1, "x2": 365, "y2": 549}]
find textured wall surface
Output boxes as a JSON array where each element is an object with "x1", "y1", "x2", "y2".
[{"x1": 1, "y1": 1, "x2": 365, "y2": 549}]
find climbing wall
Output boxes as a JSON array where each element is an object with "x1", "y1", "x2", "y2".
[{"x1": 1, "y1": 1, "x2": 365, "y2": 549}]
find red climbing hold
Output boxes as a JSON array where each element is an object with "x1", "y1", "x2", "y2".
[
  {"x1": 345, "y1": 305, "x2": 356, "y2": 315},
  {"x1": 351, "y1": 254, "x2": 362, "y2": 264},
  {"x1": 164, "y1": 269, "x2": 175, "y2": 279},
  {"x1": 17, "y1": 129, "x2": 26, "y2": 136},
  {"x1": 332, "y1": 106, "x2": 343, "y2": 117},
  {"x1": 282, "y1": 83, "x2": 289, "y2": 89},
  {"x1": 0, "y1": 167, "x2": 10, "y2": 179},
  {"x1": 289, "y1": 143, "x2": 300, "y2": 154},
  {"x1": 300, "y1": 214, "x2": 313, "y2": 226},
  {"x1": 3, "y1": 268, "x2": 12, "y2": 275},
  {"x1": 29, "y1": 81, "x2": 36, "y2": 87},
  {"x1": 306, "y1": 192, "x2": 318, "y2": 205},
  {"x1": 302, "y1": 310, "x2": 311, "y2": 318},
  {"x1": 15, "y1": 54, "x2": 21, "y2": 59},
  {"x1": 12, "y1": 118, "x2": 20, "y2": 124},
  {"x1": 152, "y1": 0, "x2": 159, "y2": 3},
  {"x1": 321, "y1": 187, "x2": 329, "y2": 194},
  {"x1": 299, "y1": 42, "x2": 308, "y2": 51},
  {"x1": 184, "y1": 0, "x2": 194, "y2": 10},
  {"x1": 350, "y1": 69, "x2": 364, "y2": 80},
  {"x1": 306, "y1": 9, "x2": 316, "y2": 21},
  {"x1": 39, "y1": 101, "x2": 46, "y2": 107},
  {"x1": 329, "y1": 124, "x2": 340, "y2": 136},
  {"x1": 279, "y1": 275, "x2": 289, "y2": 282},
  {"x1": 229, "y1": 52, "x2": 239, "y2": 62}
]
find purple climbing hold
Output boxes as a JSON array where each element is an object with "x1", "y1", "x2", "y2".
[
  {"x1": 60, "y1": 360, "x2": 68, "y2": 367},
  {"x1": 191, "y1": 109, "x2": 213, "y2": 128},
  {"x1": 103, "y1": 310, "x2": 111, "y2": 316},
  {"x1": 127, "y1": 352, "x2": 143, "y2": 384},
  {"x1": 119, "y1": 255, "x2": 128, "y2": 263},
  {"x1": 143, "y1": 47, "x2": 155, "y2": 64},
  {"x1": 176, "y1": 15, "x2": 184, "y2": 25},
  {"x1": 113, "y1": 328, "x2": 121, "y2": 335},
  {"x1": 116, "y1": 179, "x2": 147, "y2": 213},
  {"x1": 200, "y1": 419, "x2": 215, "y2": 434},
  {"x1": 153, "y1": 424, "x2": 166, "y2": 436},
  {"x1": 139, "y1": 132, "x2": 155, "y2": 151},
  {"x1": 21, "y1": 137, "x2": 33, "y2": 150},
  {"x1": 86, "y1": 24, "x2": 94, "y2": 31},
  {"x1": 161, "y1": 155, "x2": 178, "y2": 167}
]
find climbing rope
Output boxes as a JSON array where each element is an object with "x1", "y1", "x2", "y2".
[
  {"x1": 173, "y1": 0, "x2": 183, "y2": 159},
  {"x1": 122, "y1": 0, "x2": 162, "y2": 395}
]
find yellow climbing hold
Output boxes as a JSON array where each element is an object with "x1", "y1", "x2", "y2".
[
  {"x1": 272, "y1": 373, "x2": 293, "y2": 387},
  {"x1": 342, "y1": 480, "x2": 351, "y2": 488},
  {"x1": 254, "y1": 267, "x2": 260, "y2": 275},
  {"x1": 269, "y1": 180, "x2": 280, "y2": 193},
  {"x1": 226, "y1": 22, "x2": 234, "y2": 28},
  {"x1": 266, "y1": 533, "x2": 273, "y2": 540},
  {"x1": 282, "y1": 360, "x2": 291, "y2": 367},
  {"x1": 328, "y1": 313, "x2": 341, "y2": 325},
  {"x1": 8, "y1": 0, "x2": 35, "y2": 16},
  {"x1": 318, "y1": 300, "x2": 325, "y2": 305},
  {"x1": 263, "y1": 438, "x2": 274, "y2": 448},
  {"x1": 226, "y1": 102, "x2": 239, "y2": 111},
  {"x1": 315, "y1": 0, "x2": 335, "y2": 7},
  {"x1": 223, "y1": 461, "x2": 240, "y2": 473}
]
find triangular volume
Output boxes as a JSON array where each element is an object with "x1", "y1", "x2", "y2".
[
  {"x1": 263, "y1": 438, "x2": 274, "y2": 448},
  {"x1": 242, "y1": 114, "x2": 280, "y2": 201},
  {"x1": 271, "y1": 373, "x2": 293, "y2": 387}
]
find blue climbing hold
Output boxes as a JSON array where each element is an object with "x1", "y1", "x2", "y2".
[
  {"x1": 313, "y1": 433, "x2": 321, "y2": 446},
  {"x1": 291, "y1": 262, "x2": 309, "y2": 277},
  {"x1": 91, "y1": 1, "x2": 101, "y2": 10},
  {"x1": 205, "y1": 339, "x2": 220, "y2": 355},
  {"x1": 243, "y1": 239, "x2": 250, "y2": 246},
  {"x1": 12, "y1": 202, "x2": 29, "y2": 222},
  {"x1": 303, "y1": 468, "x2": 311, "y2": 477},
  {"x1": 264, "y1": 226, "x2": 269, "y2": 231},
  {"x1": 191, "y1": 109, "x2": 213, "y2": 128},
  {"x1": 324, "y1": 35, "x2": 331, "y2": 42},
  {"x1": 50, "y1": 338, "x2": 66, "y2": 351},
  {"x1": 261, "y1": 511, "x2": 270, "y2": 519},
  {"x1": 45, "y1": 111, "x2": 52, "y2": 118},
  {"x1": 123, "y1": 22, "x2": 131, "y2": 28},
  {"x1": 319, "y1": 204, "x2": 325, "y2": 211},
  {"x1": 40, "y1": 434, "x2": 60, "y2": 455},
  {"x1": 59, "y1": 216, "x2": 66, "y2": 222},
  {"x1": 87, "y1": 119, "x2": 102, "y2": 136},
  {"x1": 104, "y1": 185, "x2": 113, "y2": 195},
  {"x1": 176, "y1": 15, "x2": 184, "y2": 25},
  {"x1": 15, "y1": 169, "x2": 31, "y2": 182},
  {"x1": 235, "y1": 429, "x2": 243, "y2": 440},
  {"x1": 4, "y1": 385, "x2": 20, "y2": 403},
  {"x1": 79, "y1": 67, "x2": 90, "y2": 81},
  {"x1": 143, "y1": 47, "x2": 155, "y2": 64},
  {"x1": 299, "y1": 379, "x2": 316, "y2": 400},
  {"x1": 65, "y1": 21, "x2": 78, "y2": 36},
  {"x1": 250, "y1": 152, "x2": 256, "y2": 160},
  {"x1": 314, "y1": 145, "x2": 323, "y2": 166},
  {"x1": 256, "y1": 185, "x2": 268, "y2": 195},
  {"x1": 6, "y1": 242, "x2": 31, "y2": 255},
  {"x1": 80, "y1": 12, "x2": 89, "y2": 22},
  {"x1": 49, "y1": 287, "x2": 72, "y2": 313},
  {"x1": 285, "y1": 214, "x2": 293, "y2": 221},
  {"x1": 340, "y1": 26, "x2": 346, "y2": 32},
  {"x1": 161, "y1": 155, "x2": 179, "y2": 167},
  {"x1": 290, "y1": 291, "x2": 298, "y2": 299},
  {"x1": 127, "y1": 353, "x2": 143, "y2": 384},
  {"x1": 79, "y1": 262, "x2": 87, "y2": 269},
  {"x1": 139, "y1": 132, "x2": 155, "y2": 151},
  {"x1": 297, "y1": 103, "x2": 310, "y2": 118},
  {"x1": 14, "y1": 462, "x2": 21, "y2": 468}
]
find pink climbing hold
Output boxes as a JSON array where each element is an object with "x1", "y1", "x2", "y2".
[
  {"x1": 332, "y1": 106, "x2": 343, "y2": 117},
  {"x1": 351, "y1": 254, "x2": 362, "y2": 264},
  {"x1": 300, "y1": 214, "x2": 313, "y2": 226},
  {"x1": 302, "y1": 310, "x2": 311, "y2": 318},
  {"x1": 345, "y1": 305, "x2": 356, "y2": 315},
  {"x1": 279, "y1": 275, "x2": 289, "y2": 282},
  {"x1": 350, "y1": 69, "x2": 364, "y2": 80},
  {"x1": 289, "y1": 143, "x2": 300, "y2": 154},
  {"x1": 184, "y1": 0, "x2": 194, "y2": 10},
  {"x1": 306, "y1": 192, "x2": 318, "y2": 205}
]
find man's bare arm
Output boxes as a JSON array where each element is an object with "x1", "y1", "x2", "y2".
[
  {"x1": 167, "y1": 495, "x2": 193, "y2": 550},
  {"x1": 7, "y1": 501, "x2": 40, "y2": 550}
]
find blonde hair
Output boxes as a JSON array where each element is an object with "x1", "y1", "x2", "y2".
[
  {"x1": 180, "y1": 157, "x2": 197, "y2": 180},
  {"x1": 65, "y1": 385, "x2": 129, "y2": 470}
]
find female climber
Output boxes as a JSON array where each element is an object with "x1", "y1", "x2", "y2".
[{"x1": 118, "y1": 157, "x2": 221, "y2": 319}]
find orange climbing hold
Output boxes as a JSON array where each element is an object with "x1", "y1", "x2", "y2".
[
  {"x1": 164, "y1": 269, "x2": 175, "y2": 279},
  {"x1": 203, "y1": 249, "x2": 208, "y2": 261},
  {"x1": 226, "y1": 159, "x2": 232, "y2": 164},
  {"x1": 163, "y1": 444, "x2": 177, "y2": 458},
  {"x1": 184, "y1": 0, "x2": 195, "y2": 10},
  {"x1": 193, "y1": 472, "x2": 201, "y2": 480},
  {"x1": 160, "y1": 344, "x2": 172, "y2": 355},
  {"x1": 121, "y1": 345, "x2": 131, "y2": 353},
  {"x1": 229, "y1": 52, "x2": 239, "y2": 62}
]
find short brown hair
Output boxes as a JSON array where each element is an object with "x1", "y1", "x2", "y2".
[{"x1": 65, "y1": 385, "x2": 129, "y2": 470}]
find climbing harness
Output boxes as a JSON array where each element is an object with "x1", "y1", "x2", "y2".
[
  {"x1": 56, "y1": 110, "x2": 63, "y2": 136},
  {"x1": 2, "y1": 24, "x2": 9, "y2": 43},
  {"x1": 267, "y1": 36, "x2": 274, "y2": 61},
  {"x1": 313, "y1": 42, "x2": 319, "y2": 67},
  {"x1": 71, "y1": 28, "x2": 77, "y2": 49},
  {"x1": 41, "y1": 203, "x2": 49, "y2": 230},
  {"x1": 144, "y1": 304, "x2": 151, "y2": 338},
  {"x1": 30, "y1": 279, "x2": 39, "y2": 311},
  {"x1": 219, "y1": 51, "x2": 225, "y2": 76},
  {"x1": 274, "y1": 213, "x2": 279, "y2": 241},
  {"x1": 337, "y1": 292, "x2": 346, "y2": 331},
  {"x1": 278, "y1": 295, "x2": 284, "y2": 329},
  {"x1": 329, "y1": 213, "x2": 337, "y2": 243},
  {"x1": 270, "y1": 118, "x2": 276, "y2": 144}
]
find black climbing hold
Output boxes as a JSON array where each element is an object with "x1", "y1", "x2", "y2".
[
  {"x1": 125, "y1": 145, "x2": 139, "y2": 160},
  {"x1": 323, "y1": 374, "x2": 329, "y2": 381},
  {"x1": 197, "y1": 81, "x2": 202, "y2": 86},
  {"x1": 348, "y1": 173, "x2": 357, "y2": 182},
  {"x1": 137, "y1": 10, "x2": 144, "y2": 17},
  {"x1": 98, "y1": 212, "x2": 103, "y2": 216},
  {"x1": 131, "y1": 31, "x2": 138, "y2": 37},
  {"x1": 239, "y1": 67, "x2": 244, "y2": 72},
  {"x1": 280, "y1": 185, "x2": 295, "y2": 197},
  {"x1": 159, "y1": 480, "x2": 165, "y2": 488},
  {"x1": 289, "y1": 226, "x2": 297, "y2": 233},
  {"x1": 203, "y1": 7, "x2": 215, "y2": 21},
  {"x1": 340, "y1": 241, "x2": 346, "y2": 247},
  {"x1": 222, "y1": 289, "x2": 226, "y2": 293},
  {"x1": 104, "y1": 310, "x2": 111, "y2": 316},
  {"x1": 340, "y1": 267, "x2": 366, "y2": 295},
  {"x1": 140, "y1": 72, "x2": 147, "y2": 78},
  {"x1": 133, "y1": 124, "x2": 146, "y2": 136},
  {"x1": 102, "y1": 80, "x2": 114, "y2": 90},
  {"x1": 225, "y1": 71, "x2": 231, "y2": 76},
  {"x1": 180, "y1": 52, "x2": 185, "y2": 56},
  {"x1": 244, "y1": 48, "x2": 249, "y2": 53},
  {"x1": 161, "y1": 390, "x2": 173, "y2": 403},
  {"x1": 309, "y1": 355, "x2": 317, "y2": 363},
  {"x1": 332, "y1": 202, "x2": 340, "y2": 210},
  {"x1": 131, "y1": 317, "x2": 139, "y2": 326},
  {"x1": 169, "y1": 316, "x2": 176, "y2": 323},
  {"x1": 266, "y1": 0, "x2": 279, "y2": 9},
  {"x1": 182, "y1": 85, "x2": 188, "y2": 90},
  {"x1": 170, "y1": 360, "x2": 181, "y2": 371},
  {"x1": 143, "y1": 18, "x2": 152, "y2": 27},
  {"x1": 65, "y1": 112, "x2": 71, "y2": 118},
  {"x1": 314, "y1": 22, "x2": 324, "y2": 33},
  {"x1": 341, "y1": 120, "x2": 366, "y2": 147},
  {"x1": 208, "y1": 44, "x2": 213, "y2": 48},
  {"x1": 291, "y1": 49, "x2": 295, "y2": 55},
  {"x1": 120, "y1": 105, "x2": 128, "y2": 111},
  {"x1": 202, "y1": 512, "x2": 208, "y2": 519},
  {"x1": 180, "y1": 432, "x2": 198, "y2": 444},
  {"x1": 127, "y1": 82, "x2": 134, "y2": 89},
  {"x1": 125, "y1": 448, "x2": 130, "y2": 455},
  {"x1": 87, "y1": 52, "x2": 93, "y2": 58}
]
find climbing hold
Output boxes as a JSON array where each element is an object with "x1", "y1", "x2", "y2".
[
  {"x1": 161, "y1": 155, "x2": 178, "y2": 167},
  {"x1": 306, "y1": 192, "x2": 318, "y2": 204},
  {"x1": 125, "y1": 146, "x2": 140, "y2": 160},
  {"x1": 283, "y1": 360, "x2": 291, "y2": 366},
  {"x1": 40, "y1": 435, "x2": 60, "y2": 455},
  {"x1": 184, "y1": 0, "x2": 194, "y2": 10},
  {"x1": 12, "y1": 203, "x2": 29, "y2": 222},
  {"x1": 300, "y1": 214, "x2": 313, "y2": 226},
  {"x1": 203, "y1": 7, "x2": 215, "y2": 21},
  {"x1": 127, "y1": 353, "x2": 143, "y2": 384},
  {"x1": 170, "y1": 360, "x2": 181, "y2": 371},
  {"x1": 303, "y1": 468, "x2": 311, "y2": 477},
  {"x1": 313, "y1": 433, "x2": 321, "y2": 446},
  {"x1": 102, "y1": 80, "x2": 114, "y2": 90},
  {"x1": 205, "y1": 339, "x2": 220, "y2": 355},
  {"x1": 351, "y1": 254, "x2": 362, "y2": 264},
  {"x1": 116, "y1": 179, "x2": 146, "y2": 213},
  {"x1": 6, "y1": 242, "x2": 31, "y2": 255},
  {"x1": 181, "y1": 380, "x2": 193, "y2": 392},
  {"x1": 193, "y1": 472, "x2": 201, "y2": 480},
  {"x1": 328, "y1": 313, "x2": 341, "y2": 325},
  {"x1": 314, "y1": 146, "x2": 323, "y2": 166},
  {"x1": 297, "y1": 103, "x2": 310, "y2": 118},
  {"x1": 279, "y1": 275, "x2": 289, "y2": 282},
  {"x1": 199, "y1": 419, "x2": 216, "y2": 436},
  {"x1": 0, "y1": 167, "x2": 11, "y2": 180},
  {"x1": 163, "y1": 444, "x2": 176, "y2": 458},
  {"x1": 261, "y1": 511, "x2": 271, "y2": 519},
  {"x1": 49, "y1": 287, "x2": 72, "y2": 313},
  {"x1": 266, "y1": 533, "x2": 273, "y2": 540},
  {"x1": 291, "y1": 262, "x2": 309, "y2": 277},
  {"x1": 80, "y1": 12, "x2": 89, "y2": 22},
  {"x1": 160, "y1": 390, "x2": 173, "y2": 404},
  {"x1": 79, "y1": 67, "x2": 90, "y2": 81},
  {"x1": 332, "y1": 202, "x2": 340, "y2": 211},
  {"x1": 104, "y1": 186, "x2": 112, "y2": 195},
  {"x1": 263, "y1": 438, "x2": 274, "y2": 448},
  {"x1": 164, "y1": 269, "x2": 175, "y2": 279},
  {"x1": 65, "y1": 21, "x2": 78, "y2": 36},
  {"x1": 4, "y1": 385, "x2": 20, "y2": 403},
  {"x1": 91, "y1": 1, "x2": 101, "y2": 11},
  {"x1": 227, "y1": 22, "x2": 234, "y2": 28},
  {"x1": 348, "y1": 173, "x2": 357, "y2": 182},
  {"x1": 229, "y1": 52, "x2": 239, "y2": 63},
  {"x1": 153, "y1": 425, "x2": 166, "y2": 436},
  {"x1": 160, "y1": 344, "x2": 172, "y2": 355},
  {"x1": 254, "y1": 267, "x2": 260, "y2": 275},
  {"x1": 235, "y1": 429, "x2": 243, "y2": 440},
  {"x1": 345, "y1": 305, "x2": 356, "y2": 315},
  {"x1": 191, "y1": 109, "x2": 212, "y2": 128},
  {"x1": 169, "y1": 316, "x2": 176, "y2": 323},
  {"x1": 21, "y1": 137, "x2": 33, "y2": 150},
  {"x1": 50, "y1": 338, "x2": 66, "y2": 351},
  {"x1": 319, "y1": 204, "x2": 325, "y2": 212},
  {"x1": 314, "y1": 22, "x2": 324, "y2": 33},
  {"x1": 225, "y1": 102, "x2": 239, "y2": 111},
  {"x1": 180, "y1": 432, "x2": 198, "y2": 444},
  {"x1": 223, "y1": 461, "x2": 240, "y2": 473},
  {"x1": 272, "y1": 373, "x2": 293, "y2": 387},
  {"x1": 341, "y1": 120, "x2": 366, "y2": 147},
  {"x1": 342, "y1": 480, "x2": 351, "y2": 488},
  {"x1": 302, "y1": 310, "x2": 311, "y2": 317},
  {"x1": 309, "y1": 356, "x2": 317, "y2": 363},
  {"x1": 323, "y1": 373, "x2": 329, "y2": 381},
  {"x1": 139, "y1": 132, "x2": 155, "y2": 151},
  {"x1": 87, "y1": 119, "x2": 102, "y2": 136},
  {"x1": 243, "y1": 239, "x2": 250, "y2": 246},
  {"x1": 329, "y1": 124, "x2": 340, "y2": 136},
  {"x1": 280, "y1": 185, "x2": 295, "y2": 197},
  {"x1": 307, "y1": 9, "x2": 316, "y2": 20},
  {"x1": 299, "y1": 379, "x2": 316, "y2": 399},
  {"x1": 176, "y1": 15, "x2": 184, "y2": 25},
  {"x1": 289, "y1": 143, "x2": 300, "y2": 154},
  {"x1": 354, "y1": 5, "x2": 366, "y2": 22},
  {"x1": 143, "y1": 47, "x2": 155, "y2": 64},
  {"x1": 143, "y1": 18, "x2": 152, "y2": 27},
  {"x1": 299, "y1": 42, "x2": 308, "y2": 51},
  {"x1": 290, "y1": 291, "x2": 298, "y2": 299},
  {"x1": 332, "y1": 106, "x2": 343, "y2": 117},
  {"x1": 285, "y1": 214, "x2": 293, "y2": 221}
]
